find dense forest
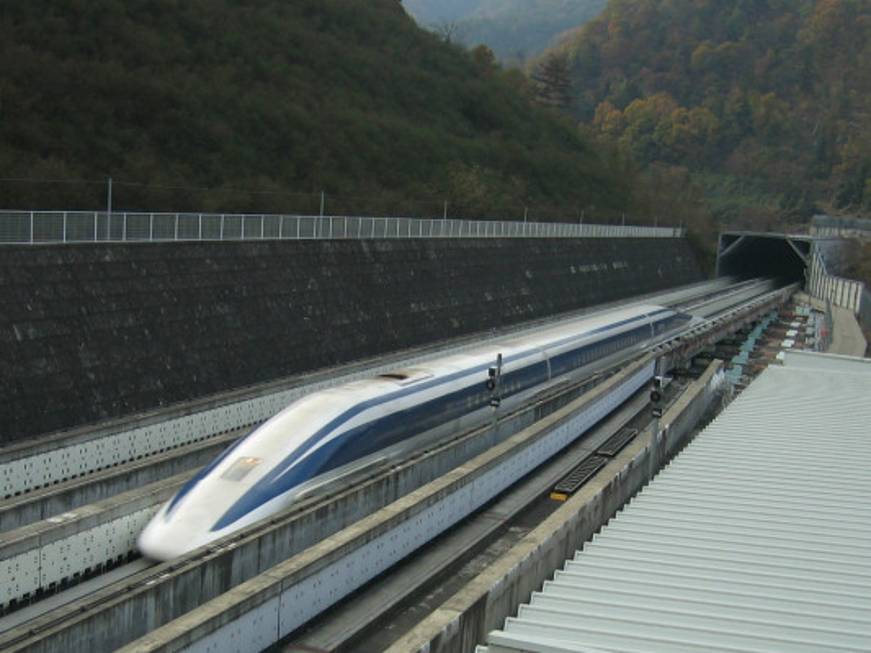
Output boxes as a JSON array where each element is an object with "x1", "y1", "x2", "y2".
[
  {"x1": 403, "y1": 0, "x2": 606, "y2": 62},
  {"x1": 545, "y1": 0, "x2": 871, "y2": 224},
  {"x1": 0, "y1": 0, "x2": 636, "y2": 221}
]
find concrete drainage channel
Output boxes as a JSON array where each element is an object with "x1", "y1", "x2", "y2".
[{"x1": 0, "y1": 358, "x2": 653, "y2": 653}]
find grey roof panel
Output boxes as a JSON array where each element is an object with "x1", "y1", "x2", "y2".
[{"x1": 483, "y1": 353, "x2": 871, "y2": 652}]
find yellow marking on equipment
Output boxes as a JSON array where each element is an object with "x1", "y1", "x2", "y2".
[{"x1": 549, "y1": 492, "x2": 569, "y2": 502}]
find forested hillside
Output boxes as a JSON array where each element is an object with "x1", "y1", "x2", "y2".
[
  {"x1": 550, "y1": 0, "x2": 871, "y2": 222},
  {"x1": 0, "y1": 0, "x2": 630, "y2": 218},
  {"x1": 404, "y1": 0, "x2": 606, "y2": 62}
]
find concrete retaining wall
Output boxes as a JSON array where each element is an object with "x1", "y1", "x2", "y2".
[
  {"x1": 386, "y1": 360, "x2": 725, "y2": 653},
  {"x1": 0, "y1": 238, "x2": 701, "y2": 442}
]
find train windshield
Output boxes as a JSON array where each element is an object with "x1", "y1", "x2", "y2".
[{"x1": 221, "y1": 456, "x2": 263, "y2": 481}]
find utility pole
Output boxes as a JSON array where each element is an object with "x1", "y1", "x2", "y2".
[
  {"x1": 107, "y1": 177, "x2": 113, "y2": 239},
  {"x1": 487, "y1": 353, "x2": 503, "y2": 409}
]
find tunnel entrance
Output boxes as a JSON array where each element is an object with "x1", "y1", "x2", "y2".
[{"x1": 716, "y1": 232, "x2": 811, "y2": 284}]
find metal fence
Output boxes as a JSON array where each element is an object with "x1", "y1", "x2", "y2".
[
  {"x1": 806, "y1": 249, "x2": 865, "y2": 315},
  {"x1": 0, "y1": 210, "x2": 684, "y2": 244}
]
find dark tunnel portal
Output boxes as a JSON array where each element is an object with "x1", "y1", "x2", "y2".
[{"x1": 717, "y1": 234, "x2": 809, "y2": 283}]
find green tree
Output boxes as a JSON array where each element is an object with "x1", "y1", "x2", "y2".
[{"x1": 532, "y1": 52, "x2": 572, "y2": 110}]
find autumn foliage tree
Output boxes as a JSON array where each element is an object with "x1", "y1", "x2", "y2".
[{"x1": 551, "y1": 0, "x2": 871, "y2": 223}]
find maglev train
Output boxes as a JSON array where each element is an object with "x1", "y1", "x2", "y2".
[{"x1": 138, "y1": 303, "x2": 691, "y2": 560}]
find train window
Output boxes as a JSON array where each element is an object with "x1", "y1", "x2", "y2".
[
  {"x1": 379, "y1": 372, "x2": 409, "y2": 380},
  {"x1": 221, "y1": 457, "x2": 263, "y2": 481}
]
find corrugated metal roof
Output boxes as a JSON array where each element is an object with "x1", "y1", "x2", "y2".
[{"x1": 480, "y1": 352, "x2": 871, "y2": 653}]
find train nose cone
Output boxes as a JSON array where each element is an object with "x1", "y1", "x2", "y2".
[
  {"x1": 137, "y1": 515, "x2": 193, "y2": 561},
  {"x1": 137, "y1": 503, "x2": 218, "y2": 561}
]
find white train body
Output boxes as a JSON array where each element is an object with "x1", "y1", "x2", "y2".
[{"x1": 138, "y1": 303, "x2": 690, "y2": 560}]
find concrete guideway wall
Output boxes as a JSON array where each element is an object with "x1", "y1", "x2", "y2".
[
  {"x1": 0, "y1": 432, "x2": 234, "y2": 529},
  {"x1": 0, "y1": 237, "x2": 702, "y2": 444},
  {"x1": 0, "y1": 475, "x2": 178, "y2": 610}
]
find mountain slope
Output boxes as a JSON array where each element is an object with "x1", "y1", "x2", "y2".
[
  {"x1": 0, "y1": 0, "x2": 628, "y2": 217},
  {"x1": 404, "y1": 0, "x2": 606, "y2": 62},
  {"x1": 555, "y1": 0, "x2": 871, "y2": 220}
]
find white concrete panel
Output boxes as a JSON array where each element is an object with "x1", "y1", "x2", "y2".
[
  {"x1": 184, "y1": 596, "x2": 279, "y2": 653},
  {"x1": 0, "y1": 550, "x2": 40, "y2": 605},
  {"x1": 0, "y1": 506, "x2": 159, "y2": 611}
]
